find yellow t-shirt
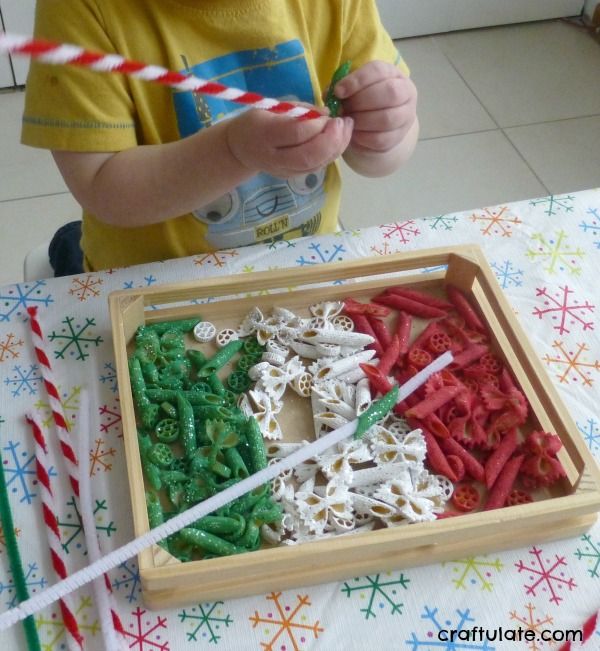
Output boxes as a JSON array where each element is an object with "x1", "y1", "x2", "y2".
[{"x1": 22, "y1": 0, "x2": 408, "y2": 271}]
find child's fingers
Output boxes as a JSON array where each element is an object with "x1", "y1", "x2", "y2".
[
  {"x1": 341, "y1": 77, "x2": 416, "y2": 113},
  {"x1": 349, "y1": 103, "x2": 415, "y2": 134},
  {"x1": 334, "y1": 60, "x2": 405, "y2": 99},
  {"x1": 266, "y1": 111, "x2": 330, "y2": 147},
  {"x1": 277, "y1": 116, "x2": 353, "y2": 173}
]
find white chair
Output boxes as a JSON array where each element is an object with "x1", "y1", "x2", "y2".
[{"x1": 23, "y1": 241, "x2": 53, "y2": 281}]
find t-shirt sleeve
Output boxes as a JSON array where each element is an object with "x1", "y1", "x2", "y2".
[
  {"x1": 21, "y1": 0, "x2": 138, "y2": 151},
  {"x1": 340, "y1": 0, "x2": 410, "y2": 77}
]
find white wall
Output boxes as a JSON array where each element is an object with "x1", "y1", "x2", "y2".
[{"x1": 377, "y1": 0, "x2": 584, "y2": 38}]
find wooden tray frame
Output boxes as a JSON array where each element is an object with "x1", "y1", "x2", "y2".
[{"x1": 109, "y1": 244, "x2": 600, "y2": 609}]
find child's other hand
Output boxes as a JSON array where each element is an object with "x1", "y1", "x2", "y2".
[
  {"x1": 334, "y1": 61, "x2": 417, "y2": 154},
  {"x1": 226, "y1": 108, "x2": 353, "y2": 179}
]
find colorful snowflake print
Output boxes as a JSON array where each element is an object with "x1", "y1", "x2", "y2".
[
  {"x1": 470, "y1": 206, "x2": 522, "y2": 237},
  {"x1": 532, "y1": 286, "x2": 595, "y2": 335},
  {"x1": 490, "y1": 260, "x2": 524, "y2": 289},
  {"x1": 406, "y1": 606, "x2": 495, "y2": 650},
  {"x1": 0, "y1": 562, "x2": 47, "y2": 608},
  {"x1": 193, "y1": 250, "x2": 239, "y2": 268},
  {"x1": 89, "y1": 438, "x2": 116, "y2": 476},
  {"x1": 0, "y1": 523, "x2": 20, "y2": 554},
  {"x1": 509, "y1": 603, "x2": 553, "y2": 651},
  {"x1": 36, "y1": 595, "x2": 100, "y2": 650},
  {"x1": 0, "y1": 280, "x2": 53, "y2": 322},
  {"x1": 579, "y1": 207, "x2": 600, "y2": 248},
  {"x1": 296, "y1": 241, "x2": 347, "y2": 266},
  {"x1": 249, "y1": 592, "x2": 324, "y2": 651},
  {"x1": 515, "y1": 546, "x2": 576, "y2": 605},
  {"x1": 542, "y1": 341, "x2": 600, "y2": 386},
  {"x1": 0, "y1": 333, "x2": 24, "y2": 363},
  {"x1": 48, "y1": 316, "x2": 103, "y2": 361},
  {"x1": 57, "y1": 496, "x2": 116, "y2": 555},
  {"x1": 577, "y1": 418, "x2": 600, "y2": 454},
  {"x1": 443, "y1": 556, "x2": 503, "y2": 591},
  {"x1": 379, "y1": 220, "x2": 421, "y2": 244},
  {"x1": 529, "y1": 195, "x2": 575, "y2": 216},
  {"x1": 341, "y1": 572, "x2": 409, "y2": 619},
  {"x1": 2, "y1": 440, "x2": 56, "y2": 505},
  {"x1": 574, "y1": 534, "x2": 600, "y2": 579},
  {"x1": 179, "y1": 602, "x2": 233, "y2": 644},
  {"x1": 68, "y1": 274, "x2": 103, "y2": 301},
  {"x1": 3, "y1": 363, "x2": 42, "y2": 397},
  {"x1": 123, "y1": 607, "x2": 169, "y2": 651},
  {"x1": 111, "y1": 560, "x2": 141, "y2": 604},
  {"x1": 526, "y1": 231, "x2": 584, "y2": 275}
]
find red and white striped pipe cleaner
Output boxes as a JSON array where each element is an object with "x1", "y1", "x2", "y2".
[
  {"x1": 26, "y1": 308, "x2": 127, "y2": 646},
  {"x1": 0, "y1": 32, "x2": 322, "y2": 120},
  {"x1": 26, "y1": 306, "x2": 80, "y2": 497},
  {"x1": 558, "y1": 610, "x2": 598, "y2": 651},
  {"x1": 27, "y1": 414, "x2": 84, "y2": 651}
]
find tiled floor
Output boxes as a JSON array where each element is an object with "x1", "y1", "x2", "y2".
[{"x1": 1, "y1": 19, "x2": 599, "y2": 286}]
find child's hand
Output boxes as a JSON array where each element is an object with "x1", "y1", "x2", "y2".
[
  {"x1": 226, "y1": 108, "x2": 353, "y2": 179},
  {"x1": 334, "y1": 61, "x2": 417, "y2": 154}
]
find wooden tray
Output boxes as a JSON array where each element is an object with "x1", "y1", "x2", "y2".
[{"x1": 108, "y1": 244, "x2": 600, "y2": 609}]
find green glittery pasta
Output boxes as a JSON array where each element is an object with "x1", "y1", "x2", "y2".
[
  {"x1": 178, "y1": 527, "x2": 246, "y2": 556},
  {"x1": 325, "y1": 60, "x2": 352, "y2": 117},
  {"x1": 176, "y1": 393, "x2": 197, "y2": 459},
  {"x1": 245, "y1": 416, "x2": 268, "y2": 473},
  {"x1": 197, "y1": 339, "x2": 244, "y2": 377},
  {"x1": 145, "y1": 317, "x2": 202, "y2": 335},
  {"x1": 354, "y1": 385, "x2": 399, "y2": 439}
]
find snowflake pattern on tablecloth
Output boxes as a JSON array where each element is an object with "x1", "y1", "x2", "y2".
[
  {"x1": 193, "y1": 250, "x2": 239, "y2": 268},
  {"x1": 48, "y1": 316, "x2": 103, "y2": 361},
  {"x1": 341, "y1": 572, "x2": 409, "y2": 619},
  {"x1": 267, "y1": 239, "x2": 297, "y2": 250},
  {"x1": 123, "y1": 274, "x2": 158, "y2": 289},
  {"x1": 542, "y1": 341, "x2": 600, "y2": 386},
  {"x1": 0, "y1": 333, "x2": 24, "y2": 363},
  {"x1": 123, "y1": 607, "x2": 169, "y2": 651},
  {"x1": 178, "y1": 602, "x2": 233, "y2": 644},
  {"x1": 57, "y1": 496, "x2": 116, "y2": 554},
  {"x1": 579, "y1": 208, "x2": 600, "y2": 248},
  {"x1": 296, "y1": 242, "x2": 346, "y2": 266},
  {"x1": 490, "y1": 260, "x2": 524, "y2": 288},
  {"x1": 99, "y1": 361, "x2": 118, "y2": 393},
  {"x1": 0, "y1": 523, "x2": 20, "y2": 553},
  {"x1": 421, "y1": 214, "x2": 459, "y2": 231},
  {"x1": 532, "y1": 286, "x2": 595, "y2": 334},
  {"x1": 0, "y1": 562, "x2": 47, "y2": 608},
  {"x1": 470, "y1": 206, "x2": 522, "y2": 237},
  {"x1": 249, "y1": 592, "x2": 324, "y2": 650},
  {"x1": 111, "y1": 560, "x2": 142, "y2": 604},
  {"x1": 379, "y1": 220, "x2": 420, "y2": 244},
  {"x1": 99, "y1": 400, "x2": 122, "y2": 437},
  {"x1": 36, "y1": 595, "x2": 100, "y2": 650},
  {"x1": 508, "y1": 603, "x2": 553, "y2": 651},
  {"x1": 443, "y1": 556, "x2": 503, "y2": 592},
  {"x1": 370, "y1": 241, "x2": 399, "y2": 256},
  {"x1": 0, "y1": 280, "x2": 53, "y2": 322},
  {"x1": 3, "y1": 363, "x2": 42, "y2": 396},
  {"x1": 35, "y1": 385, "x2": 81, "y2": 430},
  {"x1": 578, "y1": 418, "x2": 600, "y2": 454},
  {"x1": 515, "y1": 546, "x2": 576, "y2": 605},
  {"x1": 406, "y1": 607, "x2": 495, "y2": 650},
  {"x1": 89, "y1": 438, "x2": 116, "y2": 476},
  {"x1": 68, "y1": 274, "x2": 103, "y2": 301},
  {"x1": 530, "y1": 195, "x2": 575, "y2": 216},
  {"x1": 574, "y1": 534, "x2": 600, "y2": 579},
  {"x1": 526, "y1": 230, "x2": 585, "y2": 275},
  {"x1": 2, "y1": 440, "x2": 56, "y2": 505}
]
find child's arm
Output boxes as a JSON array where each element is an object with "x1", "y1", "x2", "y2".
[
  {"x1": 335, "y1": 61, "x2": 419, "y2": 178},
  {"x1": 52, "y1": 109, "x2": 353, "y2": 227}
]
